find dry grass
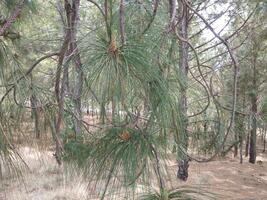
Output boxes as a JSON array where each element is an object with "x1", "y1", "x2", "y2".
[
  {"x1": 0, "y1": 146, "x2": 88, "y2": 200},
  {"x1": 0, "y1": 144, "x2": 267, "y2": 199}
]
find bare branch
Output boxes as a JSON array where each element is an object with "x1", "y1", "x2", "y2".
[{"x1": 181, "y1": 0, "x2": 240, "y2": 162}]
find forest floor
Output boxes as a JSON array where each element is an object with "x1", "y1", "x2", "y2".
[{"x1": 0, "y1": 145, "x2": 267, "y2": 200}]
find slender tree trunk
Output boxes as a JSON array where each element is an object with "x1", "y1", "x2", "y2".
[
  {"x1": 234, "y1": 115, "x2": 238, "y2": 157},
  {"x1": 69, "y1": 0, "x2": 83, "y2": 136},
  {"x1": 234, "y1": 130, "x2": 238, "y2": 157},
  {"x1": 177, "y1": 0, "x2": 190, "y2": 181},
  {"x1": 234, "y1": 97, "x2": 239, "y2": 157},
  {"x1": 245, "y1": 131, "x2": 250, "y2": 157},
  {"x1": 249, "y1": 57, "x2": 257, "y2": 164},
  {"x1": 236, "y1": 113, "x2": 244, "y2": 163},
  {"x1": 234, "y1": 89, "x2": 242, "y2": 158},
  {"x1": 239, "y1": 97, "x2": 246, "y2": 163},
  {"x1": 30, "y1": 76, "x2": 40, "y2": 139},
  {"x1": 54, "y1": 0, "x2": 73, "y2": 165},
  {"x1": 239, "y1": 134, "x2": 243, "y2": 163},
  {"x1": 245, "y1": 115, "x2": 250, "y2": 157}
]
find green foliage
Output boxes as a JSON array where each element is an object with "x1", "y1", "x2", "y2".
[
  {"x1": 1, "y1": 0, "x2": 267, "y2": 199},
  {"x1": 63, "y1": 136, "x2": 92, "y2": 166},
  {"x1": 0, "y1": 120, "x2": 26, "y2": 179},
  {"x1": 85, "y1": 127, "x2": 154, "y2": 191},
  {"x1": 261, "y1": 98, "x2": 267, "y2": 122}
]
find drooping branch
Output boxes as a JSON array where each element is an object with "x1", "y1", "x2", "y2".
[{"x1": 86, "y1": 0, "x2": 105, "y2": 18}]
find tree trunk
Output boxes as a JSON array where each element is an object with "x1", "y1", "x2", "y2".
[
  {"x1": 249, "y1": 58, "x2": 257, "y2": 164},
  {"x1": 177, "y1": 0, "x2": 190, "y2": 181},
  {"x1": 54, "y1": 0, "x2": 74, "y2": 165},
  {"x1": 70, "y1": 0, "x2": 83, "y2": 136},
  {"x1": 233, "y1": 109, "x2": 239, "y2": 157},
  {"x1": 236, "y1": 113, "x2": 244, "y2": 163},
  {"x1": 30, "y1": 89, "x2": 40, "y2": 139},
  {"x1": 245, "y1": 131, "x2": 249, "y2": 157}
]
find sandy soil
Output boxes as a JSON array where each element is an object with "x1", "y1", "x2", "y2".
[{"x1": 0, "y1": 146, "x2": 267, "y2": 200}]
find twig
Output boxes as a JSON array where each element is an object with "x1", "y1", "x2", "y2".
[
  {"x1": 86, "y1": 0, "x2": 105, "y2": 18},
  {"x1": 0, "y1": 53, "x2": 59, "y2": 105}
]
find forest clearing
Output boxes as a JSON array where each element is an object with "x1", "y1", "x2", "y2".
[
  {"x1": 0, "y1": 0, "x2": 267, "y2": 199},
  {"x1": 1, "y1": 142, "x2": 267, "y2": 199}
]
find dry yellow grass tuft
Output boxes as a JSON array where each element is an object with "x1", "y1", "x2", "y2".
[
  {"x1": 1, "y1": 146, "x2": 267, "y2": 199},
  {"x1": 0, "y1": 147, "x2": 88, "y2": 200}
]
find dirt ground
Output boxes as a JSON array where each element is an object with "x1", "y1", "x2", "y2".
[
  {"x1": 171, "y1": 152, "x2": 267, "y2": 200},
  {"x1": 0, "y1": 146, "x2": 267, "y2": 200}
]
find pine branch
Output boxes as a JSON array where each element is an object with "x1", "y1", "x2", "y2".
[{"x1": 0, "y1": 0, "x2": 26, "y2": 36}]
